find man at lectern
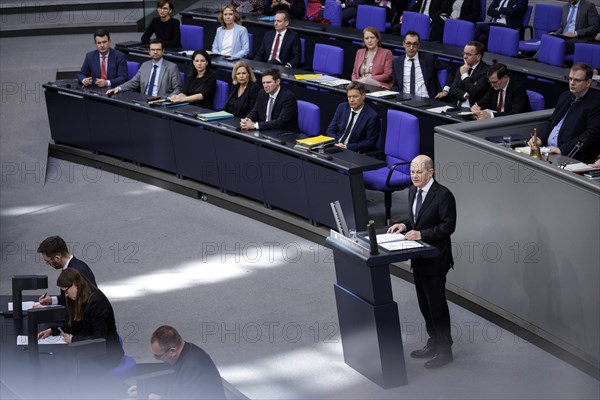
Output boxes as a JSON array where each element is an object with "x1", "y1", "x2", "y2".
[{"x1": 388, "y1": 155, "x2": 457, "y2": 369}]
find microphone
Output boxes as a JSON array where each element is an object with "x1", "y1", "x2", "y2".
[
  {"x1": 367, "y1": 220, "x2": 378, "y2": 255},
  {"x1": 559, "y1": 140, "x2": 584, "y2": 169}
]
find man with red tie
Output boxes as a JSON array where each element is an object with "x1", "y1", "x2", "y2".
[
  {"x1": 77, "y1": 29, "x2": 127, "y2": 88},
  {"x1": 254, "y1": 10, "x2": 302, "y2": 68}
]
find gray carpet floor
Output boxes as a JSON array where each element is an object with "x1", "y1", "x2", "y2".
[{"x1": 1, "y1": 33, "x2": 599, "y2": 399}]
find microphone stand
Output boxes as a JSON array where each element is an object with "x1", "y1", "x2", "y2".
[{"x1": 558, "y1": 141, "x2": 584, "y2": 169}]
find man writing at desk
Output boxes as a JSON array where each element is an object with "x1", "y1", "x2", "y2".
[
  {"x1": 326, "y1": 82, "x2": 380, "y2": 153},
  {"x1": 240, "y1": 68, "x2": 299, "y2": 132},
  {"x1": 106, "y1": 39, "x2": 181, "y2": 98},
  {"x1": 78, "y1": 29, "x2": 127, "y2": 88},
  {"x1": 528, "y1": 62, "x2": 600, "y2": 163}
]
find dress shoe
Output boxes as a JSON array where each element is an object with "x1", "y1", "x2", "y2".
[
  {"x1": 410, "y1": 344, "x2": 436, "y2": 359},
  {"x1": 424, "y1": 352, "x2": 453, "y2": 369}
]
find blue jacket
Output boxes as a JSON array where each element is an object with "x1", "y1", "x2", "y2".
[
  {"x1": 211, "y1": 24, "x2": 250, "y2": 59},
  {"x1": 77, "y1": 49, "x2": 128, "y2": 87}
]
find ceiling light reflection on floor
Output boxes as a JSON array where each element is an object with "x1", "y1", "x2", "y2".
[{"x1": 0, "y1": 204, "x2": 72, "y2": 217}]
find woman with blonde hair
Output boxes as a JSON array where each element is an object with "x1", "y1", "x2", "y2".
[
  {"x1": 351, "y1": 26, "x2": 393, "y2": 89},
  {"x1": 224, "y1": 61, "x2": 260, "y2": 117},
  {"x1": 37, "y1": 268, "x2": 123, "y2": 368},
  {"x1": 211, "y1": 4, "x2": 250, "y2": 58}
]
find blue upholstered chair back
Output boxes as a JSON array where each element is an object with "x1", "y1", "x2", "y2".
[
  {"x1": 574, "y1": 43, "x2": 600, "y2": 69},
  {"x1": 384, "y1": 110, "x2": 419, "y2": 173},
  {"x1": 401, "y1": 11, "x2": 431, "y2": 41},
  {"x1": 180, "y1": 24, "x2": 204, "y2": 51},
  {"x1": 488, "y1": 26, "x2": 519, "y2": 57},
  {"x1": 356, "y1": 5, "x2": 386, "y2": 32},
  {"x1": 526, "y1": 90, "x2": 545, "y2": 112},
  {"x1": 214, "y1": 80, "x2": 229, "y2": 110},
  {"x1": 518, "y1": 4, "x2": 562, "y2": 53},
  {"x1": 538, "y1": 34, "x2": 565, "y2": 67},
  {"x1": 324, "y1": 0, "x2": 342, "y2": 26},
  {"x1": 127, "y1": 61, "x2": 140, "y2": 80},
  {"x1": 442, "y1": 18, "x2": 474, "y2": 48},
  {"x1": 297, "y1": 100, "x2": 320, "y2": 136},
  {"x1": 312, "y1": 43, "x2": 344, "y2": 76}
]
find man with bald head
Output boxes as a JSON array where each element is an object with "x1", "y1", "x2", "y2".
[{"x1": 388, "y1": 155, "x2": 457, "y2": 369}]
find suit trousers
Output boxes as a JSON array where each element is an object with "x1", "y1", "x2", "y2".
[{"x1": 413, "y1": 272, "x2": 453, "y2": 351}]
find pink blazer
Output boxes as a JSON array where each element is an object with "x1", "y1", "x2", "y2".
[{"x1": 351, "y1": 47, "x2": 393, "y2": 89}]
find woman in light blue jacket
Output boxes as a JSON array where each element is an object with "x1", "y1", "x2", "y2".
[{"x1": 211, "y1": 5, "x2": 250, "y2": 59}]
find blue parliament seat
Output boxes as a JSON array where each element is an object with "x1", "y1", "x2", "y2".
[
  {"x1": 180, "y1": 24, "x2": 204, "y2": 51},
  {"x1": 356, "y1": 5, "x2": 386, "y2": 32},
  {"x1": 488, "y1": 26, "x2": 519, "y2": 57},
  {"x1": 442, "y1": 18, "x2": 474, "y2": 48},
  {"x1": 518, "y1": 4, "x2": 562, "y2": 54},
  {"x1": 312, "y1": 43, "x2": 344, "y2": 76},
  {"x1": 526, "y1": 90, "x2": 544, "y2": 111},
  {"x1": 538, "y1": 34, "x2": 565, "y2": 67},
  {"x1": 323, "y1": 0, "x2": 342, "y2": 26},
  {"x1": 127, "y1": 61, "x2": 140, "y2": 80},
  {"x1": 214, "y1": 80, "x2": 229, "y2": 110},
  {"x1": 297, "y1": 100, "x2": 320, "y2": 136},
  {"x1": 363, "y1": 110, "x2": 420, "y2": 223},
  {"x1": 401, "y1": 11, "x2": 431, "y2": 41}
]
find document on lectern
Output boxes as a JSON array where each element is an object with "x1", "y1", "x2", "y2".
[
  {"x1": 379, "y1": 240, "x2": 423, "y2": 251},
  {"x1": 17, "y1": 335, "x2": 67, "y2": 345},
  {"x1": 368, "y1": 233, "x2": 405, "y2": 243}
]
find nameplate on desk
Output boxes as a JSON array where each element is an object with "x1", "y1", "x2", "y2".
[{"x1": 57, "y1": 91, "x2": 83, "y2": 99}]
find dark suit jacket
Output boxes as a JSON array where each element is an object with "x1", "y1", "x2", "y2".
[
  {"x1": 555, "y1": 0, "x2": 600, "y2": 38},
  {"x1": 476, "y1": 77, "x2": 531, "y2": 117},
  {"x1": 326, "y1": 102, "x2": 380, "y2": 152},
  {"x1": 444, "y1": 0, "x2": 480, "y2": 22},
  {"x1": 165, "y1": 342, "x2": 226, "y2": 399},
  {"x1": 391, "y1": 52, "x2": 441, "y2": 98},
  {"x1": 254, "y1": 29, "x2": 302, "y2": 67},
  {"x1": 225, "y1": 81, "x2": 261, "y2": 117},
  {"x1": 57, "y1": 257, "x2": 97, "y2": 306},
  {"x1": 486, "y1": 0, "x2": 528, "y2": 29},
  {"x1": 409, "y1": 0, "x2": 446, "y2": 17},
  {"x1": 77, "y1": 49, "x2": 128, "y2": 87},
  {"x1": 246, "y1": 86, "x2": 300, "y2": 131},
  {"x1": 268, "y1": 0, "x2": 306, "y2": 19},
  {"x1": 448, "y1": 61, "x2": 490, "y2": 106},
  {"x1": 53, "y1": 289, "x2": 123, "y2": 368},
  {"x1": 120, "y1": 59, "x2": 182, "y2": 98},
  {"x1": 401, "y1": 180, "x2": 456, "y2": 276},
  {"x1": 540, "y1": 89, "x2": 600, "y2": 163}
]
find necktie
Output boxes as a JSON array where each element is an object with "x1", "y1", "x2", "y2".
[
  {"x1": 101, "y1": 55, "x2": 107, "y2": 80},
  {"x1": 340, "y1": 111, "x2": 357, "y2": 144},
  {"x1": 419, "y1": 0, "x2": 428, "y2": 14},
  {"x1": 414, "y1": 189, "x2": 422, "y2": 223},
  {"x1": 497, "y1": 89, "x2": 504, "y2": 113},
  {"x1": 566, "y1": 6, "x2": 575, "y2": 32},
  {"x1": 146, "y1": 64, "x2": 158, "y2": 96},
  {"x1": 271, "y1": 33, "x2": 281, "y2": 61},
  {"x1": 409, "y1": 58, "x2": 416, "y2": 95},
  {"x1": 266, "y1": 96, "x2": 274, "y2": 121},
  {"x1": 468, "y1": 67, "x2": 473, "y2": 77}
]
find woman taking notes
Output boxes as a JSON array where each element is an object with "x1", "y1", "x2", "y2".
[
  {"x1": 211, "y1": 4, "x2": 250, "y2": 59},
  {"x1": 37, "y1": 269, "x2": 123, "y2": 368},
  {"x1": 351, "y1": 26, "x2": 393, "y2": 89},
  {"x1": 170, "y1": 49, "x2": 217, "y2": 108}
]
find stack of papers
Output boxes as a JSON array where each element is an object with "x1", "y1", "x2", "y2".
[
  {"x1": 366, "y1": 232, "x2": 423, "y2": 251},
  {"x1": 294, "y1": 74, "x2": 323, "y2": 80},
  {"x1": 295, "y1": 135, "x2": 335, "y2": 149},
  {"x1": 367, "y1": 90, "x2": 400, "y2": 98},
  {"x1": 17, "y1": 335, "x2": 67, "y2": 345},
  {"x1": 196, "y1": 111, "x2": 234, "y2": 121}
]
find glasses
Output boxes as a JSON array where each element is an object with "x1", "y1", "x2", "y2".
[
  {"x1": 153, "y1": 348, "x2": 173, "y2": 360},
  {"x1": 488, "y1": 80, "x2": 500, "y2": 85},
  {"x1": 463, "y1": 52, "x2": 478, "y2": 57},
  {"x1": 568, "y1": 77, "x2": 588, "y2": 83},
  {"x1": 404, "y1": 42, "x2": 420, "y2": 47}
]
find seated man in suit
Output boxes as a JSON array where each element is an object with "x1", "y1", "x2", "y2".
[
  {"x1": 106, "y1": 39, "x2": 181, "y2": 98},
  {"x1": 387, "y1": 154, "x2": 457, "y2": 369},
  {"x1": 78, "y1": 28, "x2": 127, "y2": 88},
  {"x1": 473, "y1": 0, "x2": 529, "y2": 48},
  {"x1": 254, "y1": 10, "x2": 302, "y2": 68},
  {"x1": 529, "y1": 63, "x2": 600, "y2": 163},
  {"x1": 240, "y1": 68, "x2": 299, "y2": 132},
  {"x1": 326, "y1": 81, "x2": 381, "y2": 153},
  {"x1": 471, "y1": 63, "x2": 531, "y2": 119},
  {"x1": 550, "y1": 0, "x2": 599, "y2": 54},
  {"x1": 436, "y1": 41, "x2": 490, "y2": 108},
  {"x1": 392, "y1": 30, "x2": 443, "y2": 98}
]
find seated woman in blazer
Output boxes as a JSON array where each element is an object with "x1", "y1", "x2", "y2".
[
  {"x1": 211, "y1": 4, "x2": 250, "y2": 59},
  {"x1": 351, "y1": 26, "x2": 393, "y2": 89},
  {"x1": 170, "y1": 50, "x2": 217, "y2": 108},
  {"x1": 225, "y1": 61, "x2": 260, "y2": 117},
  {"x1": 37, "y1": 268, "x2": 124, "y2": 369}
]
